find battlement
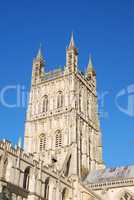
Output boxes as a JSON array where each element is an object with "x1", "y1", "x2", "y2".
[
  {"x1": 0, "y1": 140, "x2": 55, "y2": 174},
  {"x1": 0, "y1": 140, "x2": 72, "y2": 200},
  {"x1": 0, "y1": 140, "x2": 70, "y2": 179},
  {"x1": 45, "y1": 67, "x2": 64, "y2": 81},
  {"x1": 0, "y1": 140, "x2": 37, "y2": 165}
]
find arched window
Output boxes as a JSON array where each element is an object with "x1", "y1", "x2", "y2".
[
  {"x1": 1, "y1": 187, "x2": 11, "y2": 200},
  {"x1": 62, "y1": 188, "x2": 69, "y2": 200},
  {"x1": 57, "y1": 91, "x2": 63, "y2": 108},
  {"x1": 55, "y1": 130, "x2": 62, "y2": 148},
  {"x1": 120, "y1": 192, "x2": 134, "y2": 200},
  {"x1": 64, "y1": 155, "x2": 71, "y2": 177},
  {"x1": 44, "y1": 178, "x2": 49, "y2": 200},
  {"x1": 23, "y1": 167, "x2": 30, "y2": 190},
  {"x1": 40, "y1": 134, "x2": 46, "y2": 152},
  {"x1": 42, "y1": 95, "x2": 48, "y2": 112}
]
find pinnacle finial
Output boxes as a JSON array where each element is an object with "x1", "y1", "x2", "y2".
[
  {"x1": 86, "y1": 54, "x2": 96, "y2": 76},
  {"x1": 88, "y1": 54, "x2": 93, "y2": 69},
  {"x1": 17, "y1": 136, "x2": 22, "y2": 148},
  {"x1": 36, "y1": 43, "x2": 43, "y2": 60},
  {"x1": 68, "y1": 32, "x2": 75, "y2": 48}
]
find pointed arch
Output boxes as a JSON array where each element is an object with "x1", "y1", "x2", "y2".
[
  {"x1": 42, "y1": 95, "x2": 48, "y2": 112},
  {"x1": 23, "y1": 166, "x2": 30, "y2": 190},
  {"x1": 55, "y1": 130, "x2": 62, "y2": 148},
  {"x1": 44, "y1": 178, "x2": 49, "y2": 200},
  {"x1": 62, "y1": 188, "x2": 69, "y2": 200},
  {"x1": 64, "y1": 155, "x2": 71, "y2": 177},
  {"x1": 57, "y1": 91, "x2": 63, "y2": 108},
  {"x1": 118, "y1": 190, "x2": 134, "y2": 200},
  {"x1": 39, "y1": 134, "x2": 46, "y2": 152}
]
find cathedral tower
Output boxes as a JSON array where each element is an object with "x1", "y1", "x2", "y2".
[{"x1": 24, "y1": 34, "x2": 104, "y2": 179}]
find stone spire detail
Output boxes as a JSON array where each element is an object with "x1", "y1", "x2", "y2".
[
  {"x1": 68, "y1": 32, "x2": 75, "y2": 49},
  {"x1": 32, "y1": 45, "x2": 45, "y2": 85},
  {"x1": 66, "y1": 33, "x2": 78, "y2": 72},
  {"x1": 86, "y1": 55, "x2": 96, "y2": 78},
  {"x1": 36, "y1": 44, "x2": 43, "y2": 59},
  {"x1": 17, "y1": 136, "x2": 22, "y2": 148},
  {"x1": 36, "y1": 44, "x2": 44, "y2": 63}
]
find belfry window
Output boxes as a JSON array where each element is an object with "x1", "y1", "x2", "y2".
[
  {"x1": 40, "y1": 134, "x2": 46, "y2": 152},
  {"x1": 57, "y1": 91, "x2": 63, "y2": 108},
  {"x1": 42, "y1": 95, "x2": 48, "y2": 112},
  {"x1": 55, "y1": 130, "x2": 62, "y2": 148}
]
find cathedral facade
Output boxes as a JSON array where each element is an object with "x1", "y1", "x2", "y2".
[{"x1": 0, "y1": 34, "x2": 134, "y2": 200}]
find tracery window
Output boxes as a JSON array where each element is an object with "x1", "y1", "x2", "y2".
[
  {"x1": 42, "y1": 95, "x2": 48, "y2": 112},
  {"x1": 120, "y1": 193, "x2": 134, "y2": 200},
  {"x1": 55, "y1": 130, "x2": 62, "y2": 148},
  {"x1": 40, "y1": 134, "x2": 46, "y2": 152},
  {"x1": 57, "y1": 91, "x2": 63, "y2": 108},
  {"x1": 0, "y1": 187, "x2": 11, "y2": 200}
]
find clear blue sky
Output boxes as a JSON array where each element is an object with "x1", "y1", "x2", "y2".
[{"x1": 0, "y1": 0, "x2": 134, "y2": 168}]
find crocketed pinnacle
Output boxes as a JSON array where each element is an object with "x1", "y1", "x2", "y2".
[
  {"x1": 36, "y1": 44, "x2": 44, "y2": 60},
  {"x1": 17, "y1": 136, "x2": 22, "y2": 148},
  {"x1": 68, "y1": 32, "x2": 75, "y2": 49},
  {"x1": 86, "y1": 55, "x2": 96, "y2": 76}
]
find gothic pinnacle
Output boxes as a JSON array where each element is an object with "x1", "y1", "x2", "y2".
[
  {"x1": 17, "y1": 136, "x2": 22, "y2": 148},
  {"x1": 88, "y1": 55, "x2": 93, "y2": 69},
  {"x1": 36, "y1": 44, "x2": 44, "y2": 60},
  {"x1": 86, "y1": 55, "x2": 96, "y2": 76},
  {"x1": 68, "y1": 32, "x2": 75, "y2": 48}
]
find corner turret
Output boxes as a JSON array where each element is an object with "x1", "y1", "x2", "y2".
[
  {"x1": 32, "y1": 45, "x2": 45, "y2": 85},
  {"x1": 66, "y1": 33, "x2": 78, "y2": 73}
]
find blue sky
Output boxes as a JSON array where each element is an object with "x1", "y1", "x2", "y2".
[{"x1": 0, "y1": 0, "x2": 134, "y2": 167}]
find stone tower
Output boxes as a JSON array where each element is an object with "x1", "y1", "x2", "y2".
[{"x1": 24, "y1": 34, "x2": 104, "y2": 179}]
